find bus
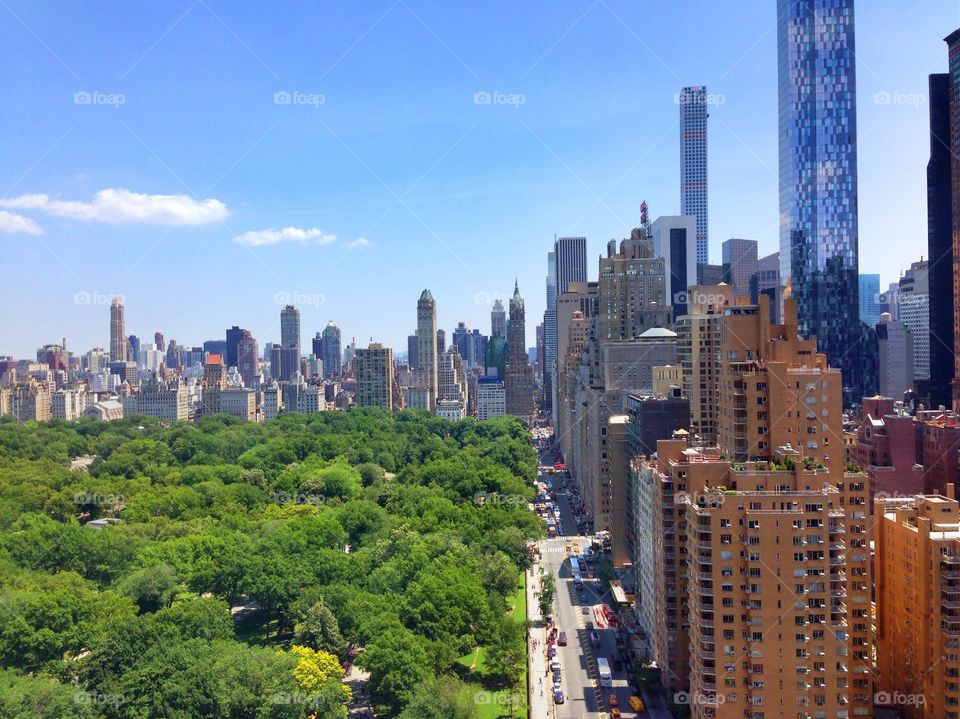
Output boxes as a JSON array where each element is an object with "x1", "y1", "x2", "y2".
[
  {"x1": 569, "y1": 557, "x2": 580, "y2": 576},
  {"x1": 596, "y1": 657, "x2": 612, "y2": 687},
  {"x1": 573, "y1": 572, "x2": 583, "y2": 588}
]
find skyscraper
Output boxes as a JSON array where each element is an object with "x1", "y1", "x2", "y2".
[
  {"x1": 490, "y1": 298, "x2": 506, "y2": 339},
  {"x1": 547, "y1": 236, "x2": 588, "y2": 423},
  {"x1": 407, "y1": 333, "x2": 419, "y2": 370},
  {"x1": 154, "y1": 331, "x2": 164, "y2": 352},
  {"x1": 109, "y1": 297, "x2": 126, "y2": 362},
  {"x1": 778, "y1": 0, "x2": 861, "y2": 401},
  {"x1": 952, "y1": 29, "x2": 960, "y2": 412},
  {"x1": 504, "y1": 281, "x2": 535, "y2": 421},
  {"x1": 554, "y1": 236, "x2": 588, "y2": 297},
  {"x1": 679, "y1": 85, "x2": 708, "y2": 265},
  {"x1": 237, "y1": 330, "x2": 259, "y2": 388},
  {"x1": 899, "y1": 259, "x2": 930, "y2": 382},
  {"x1": 355, "y1": 343, "x2": 394, "y2": 410},
  {"x1": 225, "y1": 325, "x2": 245, "y2": 368},
  {"x1": 720, "y1": 237, "x2": 757, "y2": 301},
  {"x1": 280, "y1": 305, "x2": 300, "y2": 355},
  {"x1": 858, "y1": 273, "x2": 881, "y2": 326},
  {"x1": 544, "y1": 250, "x2": 557, "y2": 415},
  {"x1": 321, "y1": 321, "x2": 342, "y2": 377},
  {"x1": 928, "y1": 65, "x2": 955, "y2": 409},
  {"x1": 651, "y1": 215, "x2": 697, "y2": 319},
  {"x1": 416, "y1": 290, "x2": 438, "y2": 411}
]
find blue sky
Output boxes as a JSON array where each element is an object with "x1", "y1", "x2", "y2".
[{"x1": 1, "y1": 1, "x2": 957, "y2": 359}]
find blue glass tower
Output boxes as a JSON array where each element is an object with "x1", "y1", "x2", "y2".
[{"x1": 778, "y1": 0, "x2": 863, "y2": 401}]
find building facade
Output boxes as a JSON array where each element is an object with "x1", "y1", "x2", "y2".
[
  {"x1": 721, "y1": 238, "x2": 757, "y2": 302},
  {"x1": 416, "y1": 290, "x2": 438, "y2": 411},
  {"x1": 679, "y1": 85, "x2": 709, "y2": 265},
  {"x1": 504, "y1": 282, "x2": 535, "y2": 422}
]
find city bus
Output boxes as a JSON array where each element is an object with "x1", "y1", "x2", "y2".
[
  {"x1": 570, "y1": 557, "x2": 580, "y2": 576},
  {"x1": 596, "y1": 657, "x2": 612, "y2": 687}
]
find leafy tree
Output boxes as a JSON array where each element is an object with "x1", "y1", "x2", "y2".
[
  {"x1": 114, "y1": 564, "x2": 179, "y2": 612},
  {"x1": 288, "y1": 645, "x2": 351, "y2": 719},
  {"x1": 537, "y1": 572, "x2": 556, "y2": 620},
  {"x1": 399, "y1": 676, "x2": 480, "y2": 719},
  {"x1": 293, "y1": 601, "x2": 346, "y2": 656},
  {"x1": 0, "y1": 668, "x2": 95, "y2": 719}
]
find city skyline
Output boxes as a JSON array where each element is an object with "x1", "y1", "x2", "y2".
[{"x1": 1, "y1": 2, "x2": 955, "y2": 360}]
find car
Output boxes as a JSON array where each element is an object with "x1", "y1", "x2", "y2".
[
  {"x1": 557, "y1": 632, "x2": 567, "y2": 646},
  {"x1": 585, "y1": 620, "x2": 594, "y2": 630},
  {"x1": 547, "y1": 646, "x2": 556, "y2": 658},
  {"x1": 613, "y1": 658, "x2": 623, "y2": 672},
  {"x1": 572, "y1": 543, "x2": 582, "y2": 554},
  {"x1": 590, "y1": 631, "x2": 600, "y2": 646},
  {"x1": 582, "y1": 606, "x2": 590, "y2": 615},
  {"x1": 629, "y1": 696, "x2": 646, "y2": 712},
  {"x1": 550, "y1": 658, "x2": 561, "y2": 672},
  {"x1": 609, "y1": 709, "x2": 621, "y2": 718},
  {"x1": 552, "y1": 669, "x2": 561, "y2": 682},
  {"x1": 608, "y1": 693, "x2": 620, "y2": 707},
  {"x1": 553, "y1": 689, "x2": 565, "y2": 704}
]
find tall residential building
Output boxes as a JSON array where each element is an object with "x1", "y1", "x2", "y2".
[
  {"x1": 597, "y1": 228, "x2": 671, "y2": 341},
  {"x1": 928, "y1": 66, "x2": 955, "y2": 409},
  {"x1": 109, "y1": 297, "x2": 126, "y2": 362},
  {"x1": 200, "y1": 354, "x2": 227, "y2": 415},
  {"x1": 953, "y1": 29, "x2": 960, "y2": 412},
  {"x1": 490, "y1": 298, "x2": 506, "y2": 339},
  {"x1": 651, "y1": 215, "x2": 697, "y2": 319},
  {"x1": 720, "y1": 238, "x2": 757, "y2": 301},
  {"x1": 504, "y1": 281, "x2": 535, "y2": 421},
  {"x1": 898, "y1": 259, "x2": 930, "y2": 382},
  {"x1": 719, "y1": 295, "x2": 844, "y2": 474},
  {"x1": 416, "y1": 290, "x2": 438, "y2": 411},
  {"x1": 875, "y1": 491, "x2": 960, "y2": 719},
  {"x1": 452, "y1": 322, "x2": 471, "y2": 365},
  {"x1": 858, "y1": 273, "x2": 881, "y2": 326},
  {"x1": 476, "y1": 376, "x2": 506, "y2": 420},
  {"x1": 280, "y1": 305, "x2": 300, "y2": 354},
  {"x1": 675, "y1": 283, "x2": 736, "y2": 445},
  {"x1": 679, "y1": 85, "x2": 709, "y2": 265},
  {"x1": 778, "y1": 0, "x2": 862, "y2": 400},
  {"x1": 438, "y1": 347, "x2": 467, "y2": 407},
  {"x1": 237, "y1": 330, "x2": 259, "y2": 388},
  {"x1": 354, "y1": 343, "x2": 394, "y2": 410},
  {"x1": 876, "y1": 313, "x2": 914, "y2": 400},
  {"x1": 321, "y1": 321, "x2": 342, "y2": 377}
]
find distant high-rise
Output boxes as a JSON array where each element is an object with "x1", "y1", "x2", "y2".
[
  {"x1": 858, "y1": 274, "x2": 881, "y2": 326},
  {"x1": 280, "y1": 305, "x2": 300, "y2": 354},
  {"x1": 355, "y1": 343, "x2": 394, "y2": 410},
  {"x1": 154, "y1": 331, "x2": 164, "y2": 352},
  {"x1": 651, "y1": 215, "x2": 697, "y2": 319},
  {"x1": 928, "y1": 67, "x2": 955, "y2": 409},
  {"x1": 778, "y1": 0, "x2": 862, "y2": 400},
  {"x1": 504, "y1": 281, "x2": 535, "y2": 421},
  {"x1": 755, "y1": 251, "x2": 781, "y2": 322},
  {"x1": 452, "y1": 322, "x2": 470, "y2": 365},
  {"x1": 237, "y1": 330, "x2": 259, "y2": 388},
  {"x1": 553, "y1": 236, "x2": 588, "y2": 295},
  {"x1": 109, "y1": 297, "x2": 126, "y2": 362},
  {"x1": 407, "y1": 333, "x2": 419, "y2": 370},
  {"x1": 225, "y1": 325, "x2": 245, "y2": 368},
  {"x1": 490, "y1": 298, "x2": 506, "y2": 339},
  {"x1": 679, "y1": 85, "x2": 709, "y2": 265},
  {"x1": 547, "y1": 236, "x2": 587, "y2": 422},
  {"x1": 127, "y1": 335, "x2": 140, "y2": 366},
  {"x1": 720, "y1": 238, "x2": 757, "y2": 301},
  {"x1": 436, "y1": 328, "x2": 446, "y2": 356},
  {"x1": 321, "y1": 321, "x2": 342, "y2": 377},
  {"x1": 899, "y1": 260, "x2": 930, "y2": 382},
  {"x1": 416, "y1": 290, "x2": 438, "y2": 411}
]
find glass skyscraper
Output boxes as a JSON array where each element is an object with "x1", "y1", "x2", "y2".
[
  {"x1": 778, "y1": 0, "x2": 862, "y2": 400},
  {"x1": 679, "y1": 86, "x2": 709, "y2": 265}
]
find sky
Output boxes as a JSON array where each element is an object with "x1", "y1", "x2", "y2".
[{"x1": 1, "y1": 0, "x2": 958, "y2": 359}]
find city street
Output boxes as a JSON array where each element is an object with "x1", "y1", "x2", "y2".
[{"x1": 533, "y1": 471, "x2": 643, "y2": 719}]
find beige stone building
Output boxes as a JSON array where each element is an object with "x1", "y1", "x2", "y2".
[{"x1": 355, "y1": 343, "x2": 394, "y2": 410}]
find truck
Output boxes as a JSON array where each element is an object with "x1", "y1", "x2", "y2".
[
  {"x1": 546, "y1": 518, "x2": 557, "y2": 538},
  {"x1": 596, "y1": 657, "x2": 612, "y2": 687}
]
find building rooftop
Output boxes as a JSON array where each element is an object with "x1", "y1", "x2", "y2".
[{"x1": 638, "y1": 327, "x2": 678, "y2": 338}]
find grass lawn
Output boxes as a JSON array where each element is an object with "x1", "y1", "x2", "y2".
[{"x1": 457, "y1": 571, "x2": 529, "y2": 718}]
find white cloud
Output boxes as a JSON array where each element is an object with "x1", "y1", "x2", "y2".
[
  {"x1": 0, "y1": 188, "x2": 228, "y2": 225},
  {"x1": 233, "y1": 226, "x2": 337, "y2": 247},
  {"x1": 0, "y1": 210, "x2": 43, "y2": 235},
  {"x1": 345, "y1": 237, "x2": 370, "y2": 250}
]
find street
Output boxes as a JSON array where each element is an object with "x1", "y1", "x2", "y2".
[{"x1": 532, "y1": 471, "x2": 643, "y2": 719}]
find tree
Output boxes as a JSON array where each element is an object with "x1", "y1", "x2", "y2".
[
  {"x1": 357, "y1": 626, "x2": 433, "y2": 715},
  {"x1": 293, "y1": 601, "x2": 346, "y2": 656},
  {"x1": 483, "y1": 616, "x2": 526, "y2": 688},
  {"x1": 287, "y1": 645, "x2": 351, "y2": 719},
  {"x1": 114, "y1": 564, "x2": 179, "y2": 613},
  {"x1": 399, "y1": 676, "x2": 480, "y2": 719},
  {"x1": 537, "y1": 571, "x2": 555, "y2": 620}
]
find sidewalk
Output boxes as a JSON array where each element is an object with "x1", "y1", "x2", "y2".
[{"x1": 526, "y1": 544, "x2": 551, "y2": 719}]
